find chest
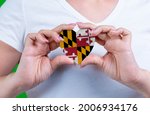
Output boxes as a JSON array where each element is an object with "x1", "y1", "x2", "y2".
[{"x1": 24, "y1": 1, "x2": 150, "y2": 69}]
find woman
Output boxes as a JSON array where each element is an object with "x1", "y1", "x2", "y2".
[{"x1": 0, "y1": 0, "x2": 150, "y2": 97}]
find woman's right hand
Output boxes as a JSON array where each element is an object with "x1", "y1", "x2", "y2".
[{"x1": 14, "y1": 24, "x2": 75, "y2": 92}]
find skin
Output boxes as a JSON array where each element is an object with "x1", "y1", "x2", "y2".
[
  {"x1": 67, "y1": 0, "x2": 119, "y2": 23},
  {"x1": 78, "y1": 23, "x2": 150, "y2": 97},
  {"x1": 0, "y1": 0, "x2": 150, "y2": 97},
  {"x1": 0, "y1": 24, "x2": 75, "y2": 97}
]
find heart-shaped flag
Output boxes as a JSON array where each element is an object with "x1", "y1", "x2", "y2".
[{"x1": 60, "y1": 28, "x2": 95, "y2": 64}]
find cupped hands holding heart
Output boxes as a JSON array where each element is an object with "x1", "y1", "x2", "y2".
[{"x1": 14, "y1": 22, "x2": 148, "y2": 96}]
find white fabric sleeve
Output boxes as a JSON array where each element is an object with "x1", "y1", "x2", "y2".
[{"x1": 0, "y1": 0, "x2": 25, "y2": 52}]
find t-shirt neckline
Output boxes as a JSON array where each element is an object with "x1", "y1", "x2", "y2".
[{"x1": 57, "y1": 0, "x2": 125, "y2": 25}]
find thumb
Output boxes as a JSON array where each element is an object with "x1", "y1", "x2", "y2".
[
  {"x1": 80, "y1": 54, "x2": 103, "y2": 68},
  {"x1": 51, "y1": 55, "x2": 74, "y2": 71},
  {"x1": 95, "y1": 36, "x2": 106, "y2": 46}
]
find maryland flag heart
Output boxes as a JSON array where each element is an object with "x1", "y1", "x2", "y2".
[{"x1": 60, "y1": 28, "x2": 95, "y2": 64}]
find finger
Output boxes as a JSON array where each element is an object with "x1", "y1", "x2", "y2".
[
  {"x1": 107, "y1": 30, "x2": 122, "y2": 39},
  {"x1": 77, "y1": 22, "x2": 96, "y2": 29},
  {"x1": 95, "y1": 36, "x2": 106, "y2": 46},
  {"x1": 80, "y1": 54, "x2": 103, "y2": 68},
  {"x1": 51, "y1": 55, "x2": 74, "y2": 71},
  {"x1": 36, "y1": 33, "x2": 50, "y2": 44},
  {"x1": 25, "y1": 33, "x2": 37, "y2": 46},
  {"x1": 52, "y1": 24, "x2": 76, "y2": 33},
  {"x1": 38, "y1": 31, "x2": 60, "y2": 52},
  {"x1": 91, "y1": 25, "x2": 115, "y2": 36},
  {"x1": 116, "y1": 27, "x2": 132, "y2": 41},
  {"x1": 108, "y1": 28, "x2": 132, "y2": 42},
  {"x1": 24, "y1": 33, "x2": 50, "y2": 55},
  {"x1": 97, "y1": 33, "x2": 109, "y2": 41},
  {"x1": 38, "y1": 29, "x2": 61, "y2": 43},
  {"x1": 49, "y1": 41, "x2": 59, "y2": 51}
]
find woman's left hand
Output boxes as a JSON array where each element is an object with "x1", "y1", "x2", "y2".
[{"x1": 78, "y1": 23, "x2": 144, "y2": 95}]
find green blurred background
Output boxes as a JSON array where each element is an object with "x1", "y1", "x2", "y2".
[
  {"x1": 0, "y1": 0, "x2": 28, "y2": 98},
  {"x1": 0, "y1": 0, "x2": 5, "y2": 7}
]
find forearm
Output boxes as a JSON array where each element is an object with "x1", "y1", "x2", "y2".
[
  {"x1": 0, "y1": 73, "x2": 22, "y2": 98},
  {"x1": 138, "y1": 69, "x2": 150, "y2": 97}
]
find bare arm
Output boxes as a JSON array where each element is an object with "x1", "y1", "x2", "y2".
[
  {"x1": 0, "y1": 41, "x2": 21, "y2": 76},
  {"x1": 78, "y1": 23, "x2": 150, "y2": 97},
  {"x1": 139, "y1": 69, "x2": 150, "y2": 97},
  {"x1": 0, "y1": 41, "x2": 21, "y2": 97},
  {"x1": 0, "y1": 24, "x2": 75, "y2": 97}
]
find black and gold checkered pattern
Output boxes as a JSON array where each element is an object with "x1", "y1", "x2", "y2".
[
  {"x1": 60, "y1": 30, "x2": 77, "y2": 48},
  {"x1": 60, "y1": 29, "x2": 94, "y2": 64},
  {"x1": 77, "y1": 46, "x2": 93, "y2": 64}
]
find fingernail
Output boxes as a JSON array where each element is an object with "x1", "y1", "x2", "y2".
[{"x1": 59, "y1": 36, "x2": 63, "y2": 40}]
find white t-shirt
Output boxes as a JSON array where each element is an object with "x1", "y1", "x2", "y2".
[{"x1": 0, "y1": 0, "x2": 150, "y2": 98}]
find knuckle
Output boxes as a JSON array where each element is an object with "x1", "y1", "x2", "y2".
[
  {"x1": 36, "y1": 33, "x2": 42, "y2": 38},
  {"x1": 103, "y1": 25, "x2": 115, "y2": 29},
  {"x1": 94, "y1": 26, "x2": 102, "y2": 31},
  {"x1": 104, "y1": 25, "x2": 115, "y2": 30},
  {"x1": 109, "y1": 25, "x2": 115, "y2": 29},
  {"x1": 52, "y1": 31, "x2": 58, "y2": 36},
  {"x1": 54, "y1": 24, "x2": 68, "y2": 32},
  {"x1": 86, "y1": 22, "x2": 95, "y2": 26},
  {"x1": 26, "y1": 33, "x2": 31, "y2": 37},
  {"x1": 59, "y1": 24, "x2": 67, "y2": 28},
  {"x1": 118, "y1": 27, "x2": 124, "y2": 30},
  {"x1": 96, "y1": 25, "x2": 103, "y2": 29},
  {"x1": 38, "y1": 29, "x2": 46, "y2": 33},
  {"x1": 26, "y1": 33, "x2": 33, "y2": 37},
  {"x1": 109, "y1": 25, "x2": 115, "y2": 27}
]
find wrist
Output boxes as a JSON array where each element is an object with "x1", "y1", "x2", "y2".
[
  {"x1": 0, "y1": 73, "x2": 23, "y2": 97},
  {"x1": 7, "y1": 73, "x2": 26, "y2": 97},
  {"x1": 137, "y1": 69, "x2": 150, "y2": 97},
  {"x1": 120, "y1": 66, "x2": 150, "y2": 97},
  {"x1": 127, "y1": 68, "x2": 150, "y2": 98}
]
